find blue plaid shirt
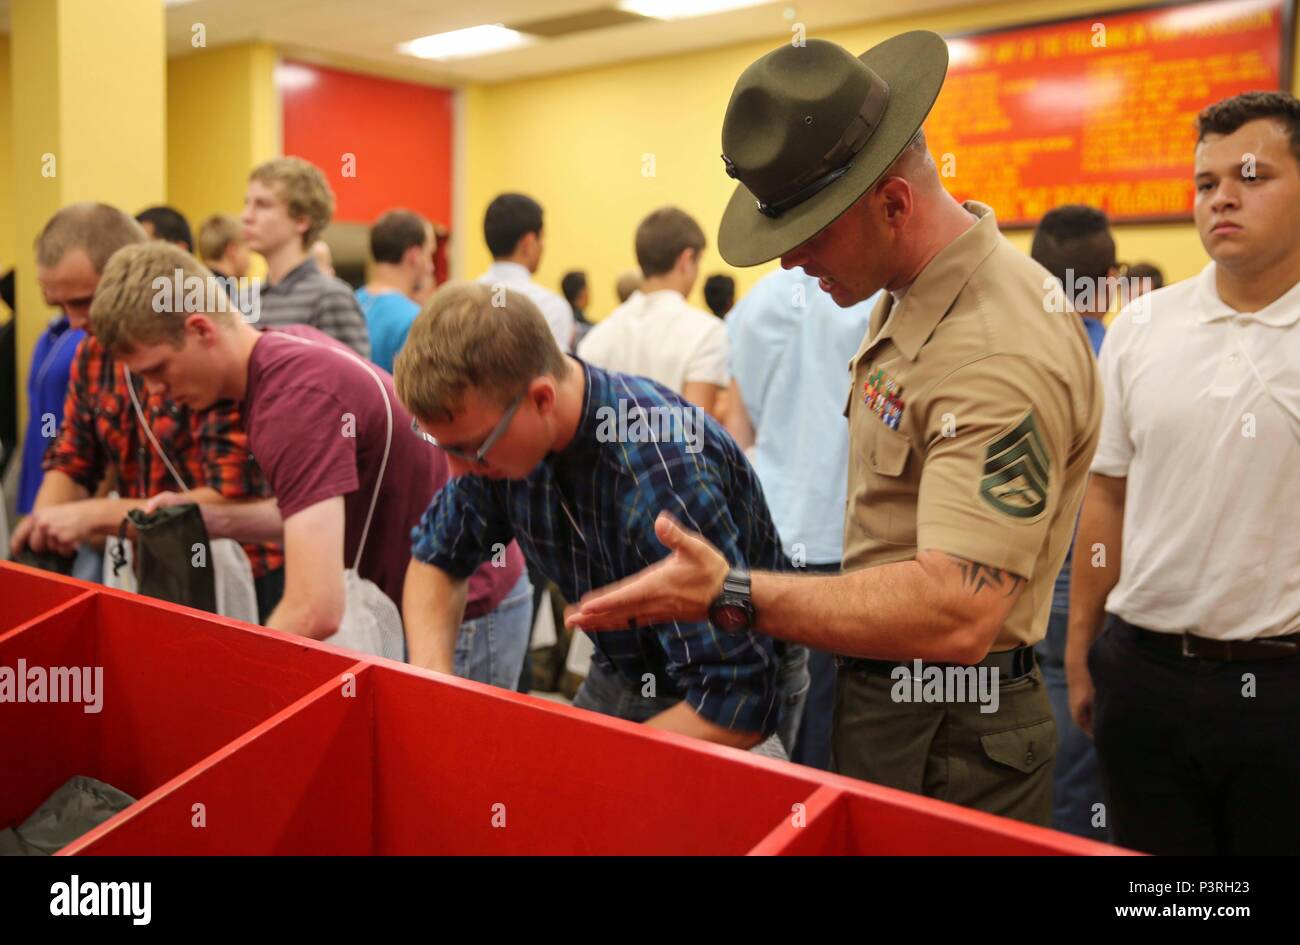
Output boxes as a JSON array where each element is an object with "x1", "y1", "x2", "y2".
[{"x1": 411, "y1": 360, "x2": 785, "y2": 734}]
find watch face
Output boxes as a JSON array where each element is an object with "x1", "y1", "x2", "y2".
[{"x1": 712, "y1": 604, "x2": 748, "y2": 633}]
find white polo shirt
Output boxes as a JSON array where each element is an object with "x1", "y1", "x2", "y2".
[
  {"x1": 577, "y1": 288, "x2": 729, "y2": 393},
  {"x1": 478, "y1": 261, "x2": 575, "y2": 351},
  {"x1": 1092, "y1": 262, "x2": 1300, "y2": 640}
]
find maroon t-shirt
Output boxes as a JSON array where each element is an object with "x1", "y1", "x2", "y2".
[{"x1": 244, "y1": 325, "x2": 523, "y2": 617}]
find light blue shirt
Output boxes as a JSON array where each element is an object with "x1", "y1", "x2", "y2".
[
  {"x1": 355, "y1": 287, "x2": 420, "y2": 374},
  {"x1": 1052, "y1": 314, "x2": 1106, "y2": 613},
  {"x1": 727, "y1": 269, "x2": 877, "y2": 565}
]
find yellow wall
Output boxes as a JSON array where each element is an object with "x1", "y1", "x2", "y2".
[
  {"x1": 167, "y1": 43, "x2": 280, "y2": 247},
  {"x1": 0, "y1": 36, "x2": 15, "y2": 280},
  {"x1": 10, "y1": 0, "x2": 166, "y2": 427},
  {"x1": 464, "y1": 0, "x2": 1300, "y2": 318}
]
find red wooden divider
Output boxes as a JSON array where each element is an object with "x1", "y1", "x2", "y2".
[{"x1": 0, "y1": 562, "x2": 1129, "y2": 856}]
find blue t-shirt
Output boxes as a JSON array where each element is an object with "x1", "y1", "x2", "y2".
[
  {"x1": 727, "y1": 269, "x2": 877, "y2": 565},
  {"x1": 355, "y1": 287, "x2": 419, "y2": 374},
  {"x1": 1052, "y1": 315, "x2": 1106, "y2": 613},
  {"x1": 19, "y1": 315, "x2": 85, "y2": 513}
]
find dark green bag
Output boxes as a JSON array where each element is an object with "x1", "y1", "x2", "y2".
[
  {"x1": 14, "y1": 547, "x2": 76, "y2": 575},
  {"x1": 112, "y1": 504, "x2": 217, "y2": 613}
]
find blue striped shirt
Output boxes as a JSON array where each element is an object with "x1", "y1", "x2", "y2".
[{"x1": 411, "y1": 360, "x2": 785, "y2": 734}]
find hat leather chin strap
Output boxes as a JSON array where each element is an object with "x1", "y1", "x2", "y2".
[{"x1": 725, "y1": 71, "x2": 892, "y2": 219}]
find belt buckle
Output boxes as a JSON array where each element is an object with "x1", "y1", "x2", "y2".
[{"x1": 1181, "y1": 633, "x2": 1193, "y2": 658}]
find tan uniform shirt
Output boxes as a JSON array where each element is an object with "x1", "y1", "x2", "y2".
[{"x1": 842, "y1": 201, "x2": 1102, "y2": 650}]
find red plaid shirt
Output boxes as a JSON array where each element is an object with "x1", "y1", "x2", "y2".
[{"x1": 44, "y1": 336, "x2": 284, "y2": 578}]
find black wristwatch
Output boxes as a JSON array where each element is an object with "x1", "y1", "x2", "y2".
[{"x1": 708, "y1": 569, "x2": 755, "y2": 634}]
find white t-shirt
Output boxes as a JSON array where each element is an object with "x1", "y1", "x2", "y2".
[
  {"x1": 577, "y1": 288, "x2": 728, "y2": 393},
  {"x1": 478, "y1": 261, "x2": 575, "y2": 351},
  {"x1": 1092, "y1": 262, "x2": 1300, "y2": 640}
]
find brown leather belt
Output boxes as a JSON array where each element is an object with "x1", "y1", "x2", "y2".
[{"x1": 1117, "y1": 617, "x2": 1300, "y2": 662}]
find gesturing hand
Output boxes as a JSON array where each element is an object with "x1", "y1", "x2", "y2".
[{"x1": 563, "y1": 512, "x2": 730, "y2": 631}]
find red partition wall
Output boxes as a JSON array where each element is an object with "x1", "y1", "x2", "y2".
[
  {"x1": 0, "y1": 563, "x2": 1132, "y2": 856},
  {"x1": 280, "y1": 60, "x2": 454, "y2": 228}
]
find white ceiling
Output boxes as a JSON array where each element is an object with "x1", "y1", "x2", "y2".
[{"x1": 0, "y1": 0, "x2": 985, "y2": 85}]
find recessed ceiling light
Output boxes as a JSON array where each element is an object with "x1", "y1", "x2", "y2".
[
  {"x1": 274, "y1": 63, "x2": 317, "y2": 91},
  {"x1": 397, "y1": 24, "x2": 533, "y2": 61},
  {"x1": 617, "y1": 0, "x2": 770, "y2": 20}
]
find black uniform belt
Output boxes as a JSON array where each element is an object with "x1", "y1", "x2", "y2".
[
  {"x1": 835, "y1": 644, "x2": 1036, "y2": 681},
  {"x1": 1116, "y1": 617, "x2": 1300, "y2": 662}
]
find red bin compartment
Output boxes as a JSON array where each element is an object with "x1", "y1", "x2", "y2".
[
  {"x1": 0, "y1": 562, "x2": 89, "y2": 634},
  {"x1": 68, "y1": 662, "x2": 826, "y2": 855},
  {"x1": 0, "y1": 577, "x2": 358, "y2": 844}
]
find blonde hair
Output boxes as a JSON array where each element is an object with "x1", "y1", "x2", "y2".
[
  {"x1": 90, "y1": 242, "x2": 235, "y2": 353},
  {"x1": 36, "y1": 203, "x2": 148, "y2": 272},
  {"x1": 394, "y1": 281, "x2": 570, "y2": 423},
  {"x1": 249, "y1": 157, "x2": 334, "y2": 248},
  {"x1": 197, "y1": 213, "x2": 244, "y2": 263},
  {"x1": 615, "y1": 269, "x2": 643, "y2": 302}
]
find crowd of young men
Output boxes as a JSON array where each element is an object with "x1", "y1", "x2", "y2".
[{"x1": 7, "y1": 28, "x2": 1298, "y2": 853}]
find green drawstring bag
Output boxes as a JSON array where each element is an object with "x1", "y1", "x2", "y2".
[{"x1": 112, "y1": 503, "x2": 217, "y2": 614}]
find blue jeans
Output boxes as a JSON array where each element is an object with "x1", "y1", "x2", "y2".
[
  {"x1": 1037, "y1": 609, "x2": 1110, "y2": 842},
  {"x1": 775, "y1": 644, "x2": 811, "y2": 756},
  {"x1": 72, "y1": 544, "x2": 104, "y2": 583},
  {"x1": 571, "y1": 658, "x2": 681, "y2": 722},
  {"x1": 791, "y1": 647, "x2": 836, "y2": 769},
  {"x1": 454, "y1": 573, "x2": 533, "y2": 692},
  {"x1": 789, "y1": 561, "x2": 839, "y2": 770},
  {"x1": 573, "y1": 648, "x2": 807, "y2": 759}
]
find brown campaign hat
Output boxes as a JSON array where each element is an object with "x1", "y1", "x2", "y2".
[{"x1": 718, "y1": 31, "x2": 949, "y2": 267}]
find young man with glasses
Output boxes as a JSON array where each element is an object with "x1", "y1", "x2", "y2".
[
  {"x1": 88, "y1": 242, "x2": 529, "y2": 688},
  {"x1": 395, "y1": 281, "x2": 805, "y2": 756}
]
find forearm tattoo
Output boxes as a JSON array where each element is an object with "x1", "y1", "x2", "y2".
[{"x1": 949, "y1": 555, "x2": 1024, "y2": 597}]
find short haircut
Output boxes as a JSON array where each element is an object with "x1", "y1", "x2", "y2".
[
  {"x1": 484, "y1": 193, "x2": 543, "y2": 259},
  {"x1": 249, "y1": 157, "x2": 335, "y2": 248},
  {"x1": 1030, "y1": 205, "x2": 1116, "y2": 299},
  {"x1": 1125, "y1": 262, "x2": 1164, "y2": 290},
  {"x1": 36, "y1": 203, "x2": 148, "y2": 273},
  {"x1": 703, "y1": 274, "x2": 735, "y2": 318},
  {"x1": 136, "y1": 206, "x2": 194, "y2": 251},
  {"x1": 1197, "y1": 90, "x2": 1300, "y2": 168},
  {"x1": 560, "y1": 270, "x2": 587, "y2": 305},
  {"x1": 197, "y1": 214, "x2": 244, "y2": 263},
  {"x1": 90, "y1": 242, "x2": 234, "y2": 354},
  {"x1": 635, "y1": 207, "x2": 706, "y2": 278},
  {"x1": 394, "y1": 281, "x2": 570, "y2": 423},
  {"x1": 615, "y1": 269, "x2": 643, "y2": 302},
  {"x1": 370, "y1": 209, "x2": 429, "y2": 264}
]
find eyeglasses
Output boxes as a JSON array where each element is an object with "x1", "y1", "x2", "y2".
[{"x1": 410, "y1": 391, "x2": 525, "y2": 466}]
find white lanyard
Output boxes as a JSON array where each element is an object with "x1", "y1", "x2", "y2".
[{"x1": 122, "y1": 366, "x2": 191, "y2": 492}]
